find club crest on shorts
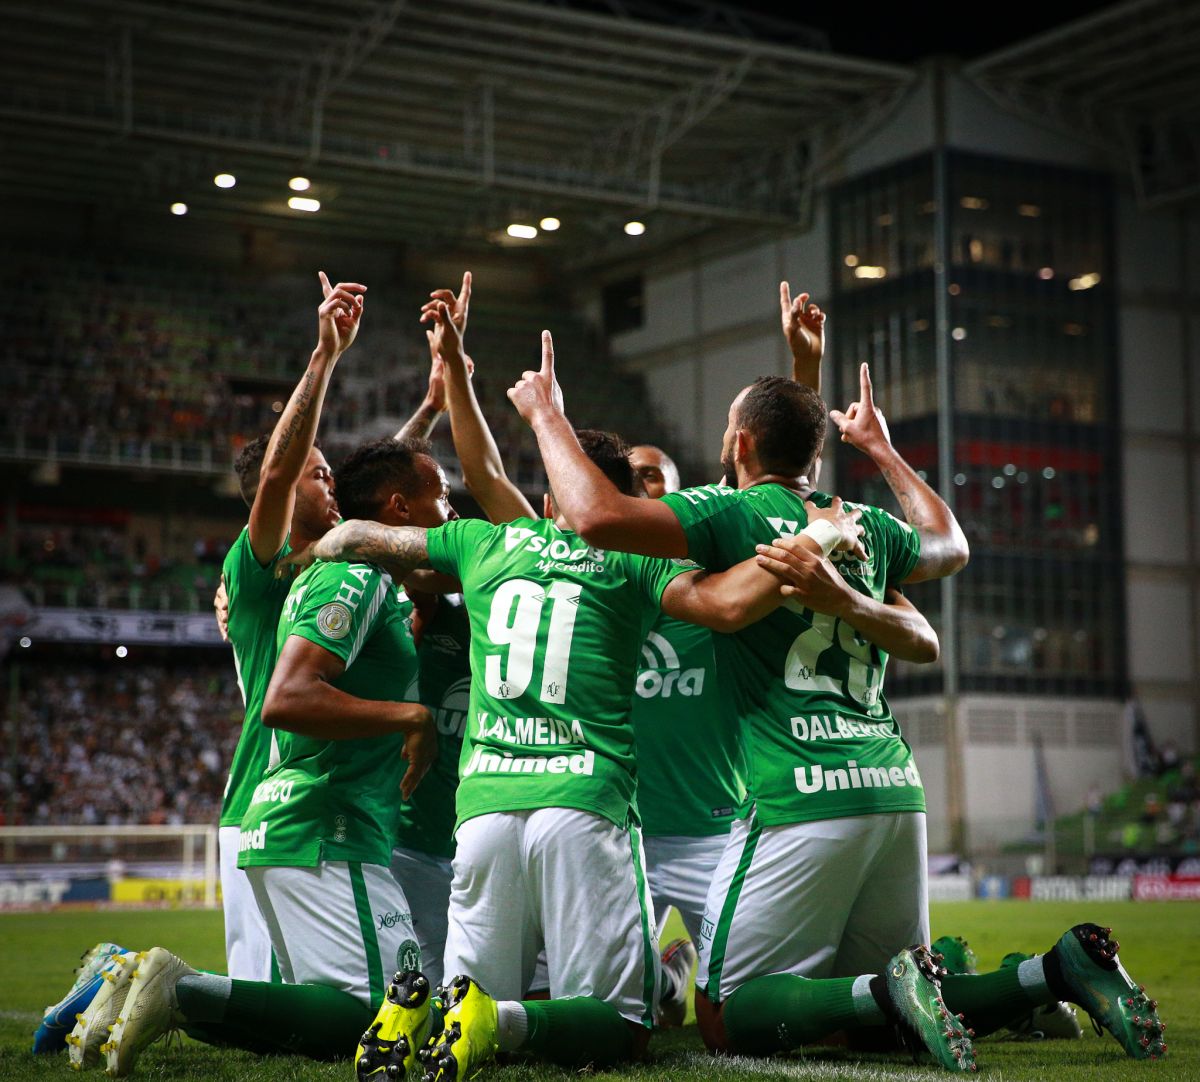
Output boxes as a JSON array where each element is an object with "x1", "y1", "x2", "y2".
[
  {"x1": 316, "y1": 601, "x2": 352, "y2": 640},
  {"x1": 396, "y1": 938, "x2": 421, "y2": 973}
]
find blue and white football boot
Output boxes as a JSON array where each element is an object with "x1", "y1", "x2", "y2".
[{"x1": 32, "y1": 943, "x2": 127, "y2": 1054}]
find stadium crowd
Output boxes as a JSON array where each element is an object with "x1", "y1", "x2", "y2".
[{"x1": 4, "y1": 664, "x2": 241, "y2": 826}]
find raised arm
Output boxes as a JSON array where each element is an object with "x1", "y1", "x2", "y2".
[
  {"x1": 780, "y1": 281, "x2": 826, "y2": 393},
  {"x1": 831, "y1": 363, "x2": 969, "y2": 583},
  {"x1": 262, "y1": 637, "x2": 434, "y2": 798},
  {"x1": 249, "y1": 272, "x2": 365, "y2": 564},
  {"x1": 753, "y1": 536, "x2": 939, "y2": 663},
  {"x1": 395, "y1": 349, "x2": 447, "y2": 442},
  {"x1": 420, "y1": 277, "x2": 536, "y2": 524},
  {"x1": 281, "y1": 519, "x2": 433, "y2": 584},
  {"x1": 509, "y1": 330, "x2": 687, "y2": 556}
]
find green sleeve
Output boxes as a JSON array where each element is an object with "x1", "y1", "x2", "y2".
[
  {"x1": 631, "y1": 554, "x2": 698, "y2": 611},
  {"x1": 865, "y1": 506, "x2": 922, "y2": 584},
  {"x1": 426, "y1": 517, "x2": 495, "y2": 578},
  {"x1": 286, "y1": 562, "x2": 391, "y2": 668},
  {"x1": 660, "y1": 485, "x2": 747, "y2": 570},
  {"x1": 223, "y1": 525, "x2": 291, "y2": 603}
]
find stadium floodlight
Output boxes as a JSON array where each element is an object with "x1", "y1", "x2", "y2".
[
  {"x1": 288, "y1": 196, "x2": 321, "y2": 213},
  {"x1": 539, "y1": 216, "x2": 561, "y2": 231},
  {"x1": 506, "y1": 223, "x2": 538, "y2": 239},
  {"x1": 170, "y1": 202, "x2": 188, "y2": 216},
  {"x1": 115, "y1": 645, "x2": 128, "y2": 658},
  {"x1": 624, "y1": 221, "x2": 646, "y2": 236},
  {"x1": 1068, "y1": 272, "x2": 1101, "y2": 291},
  {"x1": 853, "y1": 265, "x2": 886, "y2": 279},
  {"x1": 18, "y1": 636, "x2": 31, "y2": 648},
  {"x1": 289, "y1": 177, "x2": 311, "y2": 191},
  {"x1": 214, "y1": 174, "x2": 236, "y2": 188}
]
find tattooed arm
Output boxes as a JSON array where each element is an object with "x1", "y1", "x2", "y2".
[
  {"x1": 831, "y1": 362, "x2": 968, "y2": 583},
  {"x1": 283, "y1": 520, "x2": 433, "y2": 583},
  {"x1": 249, "y1": 272, "x2": 366, "y2": 565}
]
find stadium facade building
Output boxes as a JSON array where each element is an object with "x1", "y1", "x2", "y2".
[{"x1": 601, "y1": 61, "x2": 1200, "y2": 852}]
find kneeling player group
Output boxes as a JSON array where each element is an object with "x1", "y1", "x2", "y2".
[{"x1": 35, "y1": 273, "x2": 1166, "y2": 1077}]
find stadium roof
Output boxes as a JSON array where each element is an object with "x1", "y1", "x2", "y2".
[
  {"x1": 965, "y1": 0, "x2": 1200, "y2": 208},
  {"x1": 1, "y1": 0, "x2": 1195, "y2": 259},
  {"x1": 0, "y1": 0, "x2": 914, "y2": 251}
]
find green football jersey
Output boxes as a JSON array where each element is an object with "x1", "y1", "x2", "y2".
[
  {"x1": 393, "y1": 593, "x2": 471, "y2": 859},
  {"x1": 661, "y1": 483, "x2": 924, "y2": 827},
  {"x1": 219, "y1": 526, "x2": 293, "y2": 828},
  {"x1": 426, "y1": 517, "x2": 692, "y2": 831},
  {"x1": 237, "y1": 560, "x2": 419, "y2": 868},
  {"x1": 631, "y1": 614, "x2": 747, "y2": 837}
]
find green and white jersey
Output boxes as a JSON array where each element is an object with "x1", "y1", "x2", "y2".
[
  {"x1": 393, "y1": 593, "x2": 471, "y2": 859},
  {"x1": 631, "y1": 614, "x2": 747, "y2": 837},
  {"x1": 661, "y1": 483, "x2": 924, "y2": 828},
  {"x1": 237, "y1": 560, "x2": 419, "y2": 869},
  {"x1": 426, "y1": 516, "x2": 692, "y2": 831},
  {"x1": 219, "y1": 526, "x2": 292, "y2": 829}
]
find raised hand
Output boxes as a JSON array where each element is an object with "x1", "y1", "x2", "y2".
[
  {"x1": 507, "y1": 330, "x2": 565, "y2": 425},
  {"x1": 419, "y1": 270, "x2": 472, "y2": 339},
  {"x1": 425, "y1": 300, "x2": 468, "y2": 373},
  {"x1": 780, "y1": 281, "x2": 826, "y2": 373},
  {"x1": 316, "y1": 270, "x2": 366, "y2": 356},
  {"x1": 830, "y1": 362, "x2": 892, "y2": 457}
]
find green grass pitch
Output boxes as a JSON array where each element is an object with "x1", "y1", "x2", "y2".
[{"x1": 1, "y1": 901, "x2": 1195, "y2": 1080}]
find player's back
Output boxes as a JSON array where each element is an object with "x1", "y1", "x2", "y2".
[
  {"x1": 661, "y1": 482, "x2": 925, "y2": 827},
  {"x1": 425, "y1": 516, "x2": 689, "y2": 830}
]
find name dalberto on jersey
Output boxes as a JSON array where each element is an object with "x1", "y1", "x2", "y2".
[{"x1": 504, "y1": 525, "x2": 606, "y2": 573}]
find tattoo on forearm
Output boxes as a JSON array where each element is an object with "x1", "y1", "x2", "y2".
[
  {"x1": 339, "y1": 522, "x2": 431, "y2": 579},
  {"x1": 273, "y1": 368, "x2": 317, "y2": 460},
  {"x1": 878, "y1": 459, "x2": 929, "y2": 528},
  {"x1": 397, "y1": 402, "x2": 440, "y2": 441}
]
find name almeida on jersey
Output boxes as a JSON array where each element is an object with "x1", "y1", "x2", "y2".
[
  {"x1": 464, "y1": 710, "x2": 597, "y2": 777},
  {"x1": 795, "y1": 759, "x2": 922, "y2": 794}
]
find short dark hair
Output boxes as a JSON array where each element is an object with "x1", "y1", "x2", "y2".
[
  {"x1": 736, "y1": 377, "x2": 826, "y2": 477},
  {"x1": 334, "y1": 437, "x2": 433, "y2": 521},
  {"x1": 576, "y1": 429, "x2": 637, "y2": 496},
  {"x1": 233, "y1": 434, "x2": 272, "y2": 508}
]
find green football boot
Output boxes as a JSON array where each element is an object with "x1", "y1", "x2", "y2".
[
  {"x1": 932, "y1": 936, "x2": 978, "y2": 976},
  {"x1": 885, "y1": 945, "x2": 977, "y2": 1072},
  {"x1": 1048, "y1": 924, "x2": 1165, "y2": 1059},
  {"x1": 356, "y1": 969, "x2": 434, "y2": 1081},
  {"x1": 419, "y1": 976, "x2": 499, "y2": 1082}
]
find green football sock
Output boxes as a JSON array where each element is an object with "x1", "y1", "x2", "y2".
[
  {"x1": 177, "y1": 974, "x2": 372, "y2": 1060},
  {"x1": 507, "y1": 997, "x2": 635, "y2": 1067},
  {"x1": 722, "y1": 974, "x2": 886, "y2": 1055},
  {"x1": 941, "y1": 962, "x2": 1052, "y2": 1038}
]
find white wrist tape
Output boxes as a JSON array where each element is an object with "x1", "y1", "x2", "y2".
[{"x1": 801, "y1": 518, "x2": 842, "y2": 558}]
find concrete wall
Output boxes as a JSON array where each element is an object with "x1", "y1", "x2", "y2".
[{"x1": 1117, "y1": 195, "x2": 1200, "y2": 755}]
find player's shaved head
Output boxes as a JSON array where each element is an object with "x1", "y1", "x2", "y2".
[
  {"x1": 727, "y1": 376, "x2": 826, "y2": 480},
  {"x1": 630, "y1": 444, "x2": 680, "y2": 498},
  {"x1": 333, "y1": 437, "x2": 436, "y2": 522}
]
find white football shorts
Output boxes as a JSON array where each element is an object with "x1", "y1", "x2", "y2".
[
  {"x1": 643, "y1": 832, "x2": 728, "y2": 945},
  {"x1": 390, "y1": 846, "x2": 453, "y2": 990},
  {"x1": 218, "y1": 825, "x2": 274, "y2": 981}
]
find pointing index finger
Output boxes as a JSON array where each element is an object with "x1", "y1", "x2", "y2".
[
  {"x1": 780, "y1": 280, "x2": 791, "y2": 317},
  {"x1": 541, "y1": 329, "x2": 554, "y2": 376},
  {"x1": 859, "y1": 362, "x2": 874, "y2": 406}
]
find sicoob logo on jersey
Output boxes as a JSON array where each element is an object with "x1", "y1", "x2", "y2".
[{"x1": 316, "y1": 602, "x2": 352, "y2": 640}]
